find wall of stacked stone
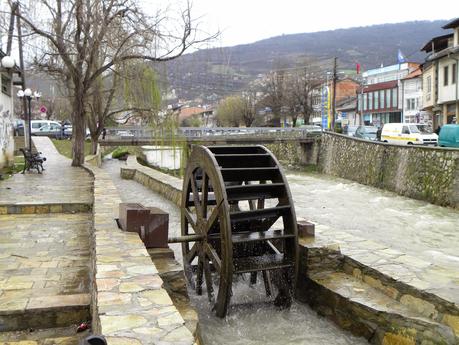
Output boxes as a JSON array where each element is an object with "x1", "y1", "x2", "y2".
[
  {"x1": 121, "y1": 156, "x2": 182, "y2": 207},
  {"x1": 83, "y1": 163, "x2": 194, "y2": 344},
  {"x1": 265, "y1": 140, "x2": 321, "y2": 168},
  {"x1": 318, "y1": 132, "x2": 459, "y2": 208}
]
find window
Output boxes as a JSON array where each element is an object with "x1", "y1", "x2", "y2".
[
  {"x1": 406, "y1": 98, "x2": 416, "y2": 110},
  {"x1": 444, "y1": 66, "x2": 449, "y2": 86},
  {"x1": 1, "y1": 75, "x2": 11, "y2": 96},
  {"x1": 453, "y1": 63, "x2": 457, "y2": 84},
  {"x1": 402, "y1": 126, "x2": 410, "y2": 134},
  {"x1": 374, "y1": 91, "x2": 379, "y2": 109},
  {"x1": 391, "y1": 88, "x2": 397, "y2": 108},
  {"x1": 427, "y1": 76, "x2": 432, "y2": 92},
  {"x1": 363, "y1": 94, "x2": 368, "y2": 111},
  {"x1": 368, "y1": 92, "x2": 373, "y2": 110},
  {"x1": 381, "y1": 90, "x2": 386, "y2": 109}
]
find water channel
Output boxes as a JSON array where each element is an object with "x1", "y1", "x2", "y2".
[{"x1": 103, "y1": 158, "x2": 368, "y2": 345}]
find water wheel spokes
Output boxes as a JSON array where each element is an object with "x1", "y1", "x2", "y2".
[{"x1": 180, "y1": 145, "x2": 298, "y2": 318}]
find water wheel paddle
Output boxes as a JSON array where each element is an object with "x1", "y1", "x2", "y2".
[{"x1": 178, "y1": 145, "x2": 298, "y2": 318}]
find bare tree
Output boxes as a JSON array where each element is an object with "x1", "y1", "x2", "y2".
[
  {"x1": 14, "y1": 0, "x2": 217, "y2": 166},
  {"x1": 285, "y1": 67, "x2": 321, "y2": 127},
  {"x1": 241, "y1": 90, "x2": 258, "y2": 127},
  {"x1": 262, "y1": 70, "x2": 286, "y2": 127}
]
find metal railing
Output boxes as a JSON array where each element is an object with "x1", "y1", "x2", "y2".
[{"x1": 104, "y1": 126, "x2": 323, "y2": 141}]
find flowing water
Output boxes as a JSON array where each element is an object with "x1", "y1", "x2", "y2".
[{"x1": 103, "y1": 158, "x2": 368, "y2": 345}]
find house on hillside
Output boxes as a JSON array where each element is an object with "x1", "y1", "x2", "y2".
[
  {"x1": 421, "y1": 18, "x2": 459, "y2": 127},
  {"x1": 178, "y1": 106, "x2": 215, "y2": 127},
  {"x1": 0, "y1": 50, "x2": 15, "y2": 169}
]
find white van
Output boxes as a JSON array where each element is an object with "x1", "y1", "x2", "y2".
[
  {"x1": 31, "y1": 120, "x2": 61, "y2": 134},
  {"x1": 381, "y1": 123, "x2": 438, "y2": 146}
]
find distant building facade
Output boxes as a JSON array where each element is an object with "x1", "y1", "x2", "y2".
[
  {"x1": 401, "y1": 68, "x2": 426, "y2": 124},
  {"x1": 421, "y1": 18, "x2": 459, "y2": 128},
  {"x1": 357, "y1": 62, "x2": 420, "y2": 127}
]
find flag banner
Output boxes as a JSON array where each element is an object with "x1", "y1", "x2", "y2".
[{"x1": 397, "y1": 49, "x2": 406, "y2": 64}]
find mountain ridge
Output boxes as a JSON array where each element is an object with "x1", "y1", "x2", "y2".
[{"x1": 165, "y1": 20, "x2": 450, "y2": 99}]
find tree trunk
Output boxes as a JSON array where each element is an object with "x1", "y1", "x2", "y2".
[
  {"x1": 90, "y1": 133, "x2": 99, "y2": 155},
  {"x1": 71, "y1": 92, "x2": 86, "y2": 166}
]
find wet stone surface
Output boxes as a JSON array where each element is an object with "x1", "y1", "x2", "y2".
[{"x1": 0, "y1": 137, "x2": 92, "y2": 207}]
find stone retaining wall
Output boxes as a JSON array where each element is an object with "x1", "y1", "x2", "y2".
[
  {"x1": 120, "y1": 156, "x2": 182, "y2": 207},
  {"x1": 318, "y1": 132, "x2": 459, "y2": 208},
  {"x1": 83, "y1": 163, "x2": 194, "y2": 344}
]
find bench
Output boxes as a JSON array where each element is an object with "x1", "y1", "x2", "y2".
[{"x1": 19, "y1": 148, "x2": 46, "y2": 174}]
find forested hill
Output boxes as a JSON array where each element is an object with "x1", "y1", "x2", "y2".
[{"x1": 165, "y1": 20, "x2": 449, "y2": 100}]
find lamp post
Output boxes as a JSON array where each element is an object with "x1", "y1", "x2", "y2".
[{"x1": 17, "y1": 88, "x2": 41, "y2": 151}]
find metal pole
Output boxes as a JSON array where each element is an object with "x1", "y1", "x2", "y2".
[
  {"x1": 27, "y1": 97, "x2": 32, "y2": 151},
  {"x1": 331, "y1": 57, "x2": 338, "y2": 131}
]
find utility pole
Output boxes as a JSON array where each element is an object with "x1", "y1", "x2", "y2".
[
  {"x1": 331, "y1": 57, "x2": 337, "y2": 131},
  {"x1": 15, "y1": 3, "x2": 29, "y2": 149}
]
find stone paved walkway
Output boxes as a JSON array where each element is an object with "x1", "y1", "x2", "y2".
[
  {"x1": 0, "y1": 137, "x2": 92, "y2": 335},
  {"x1": 0, "y1": 137, "x2": 92, "y2": 206}
]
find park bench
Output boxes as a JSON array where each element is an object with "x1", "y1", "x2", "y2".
[{"x1": 19, "y1": 148, "x2": 46, "y2": 174}]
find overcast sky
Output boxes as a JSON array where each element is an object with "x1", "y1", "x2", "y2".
[{"x1": 187, "y1": 0, "x2": 456, "y2": 47}]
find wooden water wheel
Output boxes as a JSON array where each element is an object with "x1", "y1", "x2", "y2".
[{"x1": 179, "y1": 145, "x2": 298, "y2": 318}]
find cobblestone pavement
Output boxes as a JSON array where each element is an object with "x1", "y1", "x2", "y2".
[
  {"x1": 0, "y1": 137, "x2": 92, "y2": 339},
  {"x1": 0, "y1": 137, "x2": 92, "y2": 206},
  {"x1": 0, "y1": 213, "x2": 91, "y2": 306}
]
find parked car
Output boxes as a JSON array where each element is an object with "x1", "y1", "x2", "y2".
[
  {"x1": 299, "y1": 125, "x2": 322, "y2": 136},
  {"x1": 381, "y1": 123, "x2": 438, "y2": 146},
  {"x1": 34, "y1": 123, "x2": 65, "y2": 139},
  {"x1": 31, "y1": 120, "x2": 61, "y2": 134},
  {"x1": 343, "y1": 125, "x2": 358, "y2": 137},
  {"x1": 438, "y1": 124, "x2": 459, "y2": 148},
  {"x1": 354, "y1": 126, "x2": 378, "y2": 141}
]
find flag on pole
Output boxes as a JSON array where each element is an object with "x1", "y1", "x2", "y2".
[
  {"x1": 356, "y1": 63, "x2": 361, "y2": 74},
  {"x1": 397, "y1": 49, "x2": 406, "y2": 64}
]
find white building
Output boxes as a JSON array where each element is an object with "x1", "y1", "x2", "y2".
[
  {"x1": 0, "y1": 51, "x2": 15, "y2": 169},
  {"x1": 400, "y1": 68, "x2": 426, "y2": 124}
]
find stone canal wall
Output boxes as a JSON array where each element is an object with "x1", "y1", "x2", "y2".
[
  {"x1": 121, "y1": 156, "x2": 182, "y2": 207},
  {"x1": 317, "y1": 132, "x2": 459, "y2": 208},
  {"x1": 83, "y1": 163, "x2": 194, "y2": 344}
]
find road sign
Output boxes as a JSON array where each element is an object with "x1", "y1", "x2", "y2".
[{"x1": 40, "y1": 106, "x2": 47, "y2": 113}]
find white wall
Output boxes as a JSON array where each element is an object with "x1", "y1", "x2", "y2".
[
  {"x1": 0, "y1": 73, "x2": 14, "y2": 169},
  {"x1": 402, "y1": 77, "x2": 423, "y2": 122},
  {"x1": 437, "y1": 55, "x2": 459, "y2": 104}
]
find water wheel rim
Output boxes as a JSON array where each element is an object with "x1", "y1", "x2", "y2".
[{"x1": 181, "y1": 145, "x2": 233, "y2": 317}]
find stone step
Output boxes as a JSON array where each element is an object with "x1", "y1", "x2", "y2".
[
  {"x1": 297, "y1": 270, "x2": 458, "y2": 344},
  {"x1": 0, "y1": 293, "x2": 90, "y2": 332},
  {"x1": 0, "y1": 324, "x2": 90, "y2": 344},
  {"x1": 0, "y1": 203, "x2": 92, "y2": 215}
]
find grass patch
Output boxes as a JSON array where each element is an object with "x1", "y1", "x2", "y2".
[
  {"x1": 51, "y1": 139, "x2": 92, "y2": 159},
  {"x1": 111, "y1": 147, "x2": 130, "y2": 159},
  {"x1": 0, "y1": 157, "x2": 25, "y2": 180}
]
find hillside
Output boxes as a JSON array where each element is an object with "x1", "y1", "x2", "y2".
[{"x1": 164, "y1": 20, "x2": 448, "y2": 100}]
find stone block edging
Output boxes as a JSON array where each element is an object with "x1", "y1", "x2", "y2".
[
  {"x1": 120, "y1": 156, "x2": 182, "y2": 207},
  {"x1": 82, "y1": 163, "x2": 194, "y2": 345},
  {"x1": 0, "y1": 203, "x2": 91, "y2": 215}
]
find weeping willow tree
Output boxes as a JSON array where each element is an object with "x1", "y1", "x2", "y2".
[{"x1": 86, "y1": 62, "x2": 163, "y2": 154}]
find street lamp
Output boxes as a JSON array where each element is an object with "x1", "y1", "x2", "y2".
[
  {"x1": 17, "y1": 88, "x2": 41, "y2": 151},
  {"x1": 1, "y1": 56, "x2": 15, "y2": 69}
]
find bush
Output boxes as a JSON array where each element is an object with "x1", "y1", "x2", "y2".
[{"x1": 111, "y1": 147, "x2": 130, "y2": 160}]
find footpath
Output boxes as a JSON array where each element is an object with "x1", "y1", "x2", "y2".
[{"x1": 0, "y1": 137, "x2": 93, "y2": 344}]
